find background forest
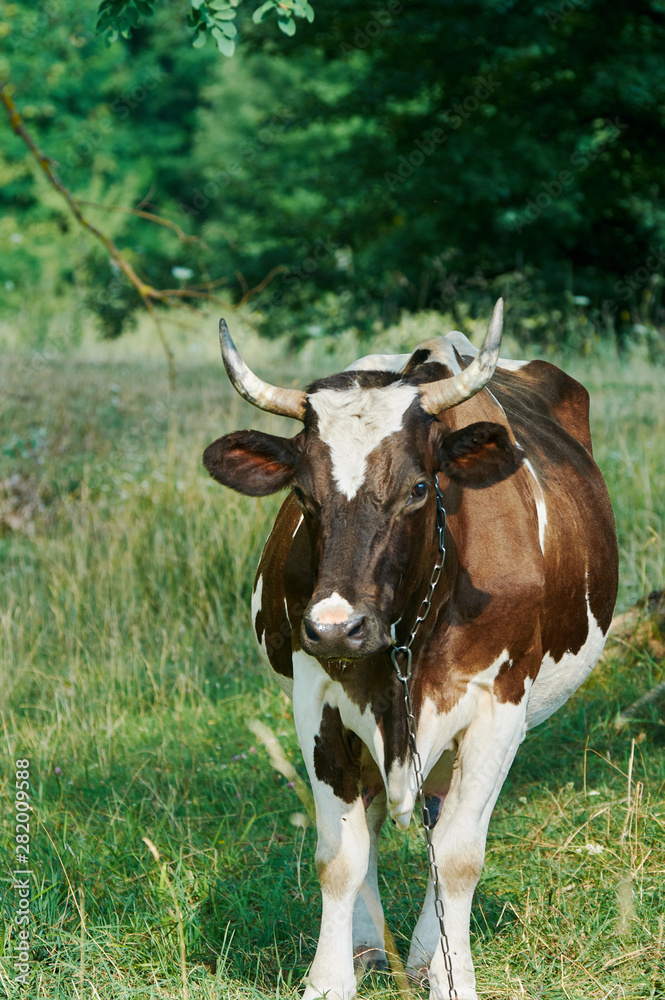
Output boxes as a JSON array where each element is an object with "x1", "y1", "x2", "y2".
[{"x1": 3, "y1": 0, "x2": 665, "y2": 351}]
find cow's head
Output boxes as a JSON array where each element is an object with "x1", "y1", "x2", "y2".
[{"x1": 204, "y1": 300, "x2": 523, "y2": 661}]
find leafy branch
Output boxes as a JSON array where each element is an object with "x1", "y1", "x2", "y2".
[{"x1": 96, "y1": 0, "x2": 314, "y2": 56}]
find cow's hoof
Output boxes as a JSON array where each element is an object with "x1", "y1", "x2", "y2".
[
  {"x1": 405, "y1": 965, "x2": 429, "y2": 986},
  {"x1": 353, "y1": 947, "x2": 389, "y2": 975}
]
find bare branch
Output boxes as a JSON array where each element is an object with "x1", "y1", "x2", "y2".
[
  {"x1": 1, "y1": 77, "x2": 290, "y2": 386},
  {"x1": 74, "y1": 199, "x2": 209, "y2": 249},
  {"x1": 0, "y1": 77, "x2": 178, "y2": 388},
  {"x1": 238, "y1": 264, "x2": 288, "y2": 305}
]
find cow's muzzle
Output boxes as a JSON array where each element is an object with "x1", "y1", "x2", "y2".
[{"x1": 301, "y1": 604, "x2": 388, "y2": 660}]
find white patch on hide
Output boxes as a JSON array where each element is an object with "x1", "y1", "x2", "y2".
[
  {"x1": 251, "y1": 575, "x2": 265, "y2": 652},
  {"x1": 386, "y1": 649, "x2": 512, "y2": 827},
  {"x1": 309, "y1": 382, "x2": 418, "y2": 500},
  {"x1": 292, "y1": 650, "x2": 388, "y2": 782},
  {"x1": 496, "y1": 357, "x2": 530, "y2": 371},
  {"x1": 523, "y1": 458, "x2": 548, "y2": 555}
]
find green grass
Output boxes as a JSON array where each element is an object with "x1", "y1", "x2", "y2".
[{"x1": 0, "y1": 311, "x2": 664, "y2": 999}]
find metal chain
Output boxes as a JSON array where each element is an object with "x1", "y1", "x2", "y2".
[{"x1": 390, "y1": 479, "x2": 458, "y2": 1000}]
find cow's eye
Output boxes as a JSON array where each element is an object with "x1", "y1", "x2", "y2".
[
  {"x1": 292, "y1": 486, "x2": 317, "y2": 514},
  {"x1": 292, "y1": 486, "x2": 307, "y2": 508},
  {"x1": 409, "y1": 481, "x2": 429, "y2": 503}
]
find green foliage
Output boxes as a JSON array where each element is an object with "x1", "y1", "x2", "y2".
[
  {"x1": 1, "y1": 0, "x2": 219, "y2": 337},
  {"x1": 228, "y1": 0, "x2": 665, "y2": 342},
  {"x1": 96, "y1": 0, "x2": 315, "y2": 56},
  {"x1": 83, "y1": 251, "x2": 143, "y2": 338},
  {"x1": 3, "y1": 0, "x2": 665, "y2": 350},
  {"x1": 96, "y1": 0, "x2": 155, "y2": 44},
  {"x1": 189, "y1": 0, "x2": 239, "y2": 58}
]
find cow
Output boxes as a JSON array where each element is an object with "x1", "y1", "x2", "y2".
[{"x1": 203, "y1": 299, "x2": 618, "y2": 1000}]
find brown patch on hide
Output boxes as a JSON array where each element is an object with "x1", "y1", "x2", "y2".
[
  {"x1": 442, "y1": 845, "x2": 484, "y2": 897},
  {"x1": 313, "y1": 703, "x2": 362, "y2": 804},
  {"x1": 316, "y1": 853, "x2": 356, "y2": 901},
  {"x1": 253, "y1": 494, "x2": 306, "y2": 678},
  {"x1": 494, "y1": 626, "x2": 544, "y2": 706}
]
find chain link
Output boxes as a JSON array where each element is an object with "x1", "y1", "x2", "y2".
[{"x1": 390, "y1": 479, "x2": 457, "y2": 1000}]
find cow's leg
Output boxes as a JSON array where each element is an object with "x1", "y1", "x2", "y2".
[
  {"x1": 353, "y1": 790, "x2": 388, "y2": 973},
  {"x1": 293, "y1": 662, "x2": 370, "y2": 1000},
  {"x1": 406, "y1": 693, "x2": 529, "y2": 1000}
]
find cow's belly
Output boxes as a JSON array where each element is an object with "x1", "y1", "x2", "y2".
[{"x1": 526, "y1": 593, "x2": 608, "y2": 729}]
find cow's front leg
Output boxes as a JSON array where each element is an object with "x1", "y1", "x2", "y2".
[
  {"x1": 293, "y1": 660, "x2": 370, "y2": 1000},
  {"x1": 407, "y1": 692, "x2": 529, "y2": 1000},
  {"x1": 353, "y1": 789, "x2": 388, "y2": 973}
]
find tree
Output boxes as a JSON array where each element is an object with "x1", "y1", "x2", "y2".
[{"x1": 3, "y1": 0, "x2": 665, "y2": 349}]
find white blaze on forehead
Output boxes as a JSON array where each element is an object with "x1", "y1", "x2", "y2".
[
  {"x1": 310, "y1": 591, "x2": 355, "y2": 625},
  {"x1": 309, "y1": 381, "x2": 418, "y2": 500}
]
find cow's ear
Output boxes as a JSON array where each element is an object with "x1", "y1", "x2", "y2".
[
  {"x1": 437, "y1": 421, "x2": 524, "y2": 488},
  {"x1": 203, "y1": 430, "x2": 300, "y2": 496}
]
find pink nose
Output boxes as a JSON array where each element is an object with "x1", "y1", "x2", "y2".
[{"x1": 314, "y1": 604, "x2": 352, "y2": 625}]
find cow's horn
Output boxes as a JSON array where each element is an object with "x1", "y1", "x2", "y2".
[
  {"x1": 418, "y1": 298, "x2": 504, "y2": 414},
  {"x1": 219, "y1": 319, "x2": 307, "y2": 420}
]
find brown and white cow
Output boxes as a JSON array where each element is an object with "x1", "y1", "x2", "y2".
[{"x1": 203, "y1": 300, "x2": 618, "y2": 1000}]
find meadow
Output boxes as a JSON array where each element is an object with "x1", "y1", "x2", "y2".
[{"x1": 0, "y1": 308, "x2": 664, "y2": 999}]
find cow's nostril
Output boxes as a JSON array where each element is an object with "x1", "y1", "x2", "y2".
[
  {"x1": 304, "y1": 620, "x2": 320, "y2": 643},
  {"x1": 347, "y1": 620, "x2": 364, "y2": 638}
]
